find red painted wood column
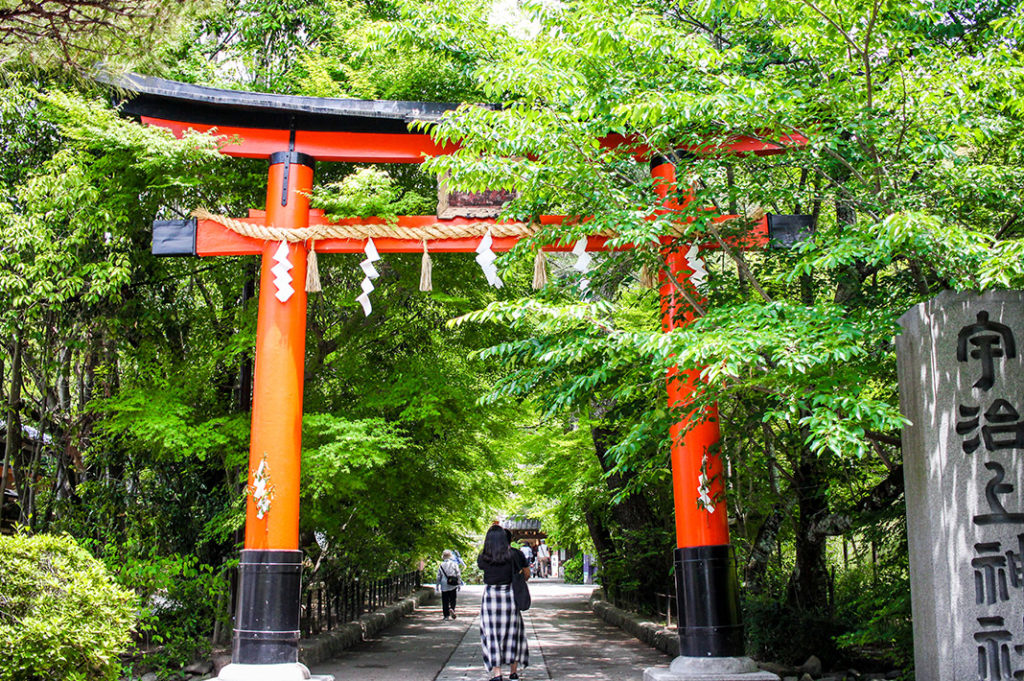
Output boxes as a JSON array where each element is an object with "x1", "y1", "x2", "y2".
[
  {"x1": 654, "y1": 155, "x2": 745, "y2": 659},
  {"x1": 228, "y1": 150, "x2": 316, "y2": 677}
]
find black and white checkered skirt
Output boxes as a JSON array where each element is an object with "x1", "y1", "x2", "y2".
[{"x1": 480, "y1": 583, "x2": 529, "y2": 670}]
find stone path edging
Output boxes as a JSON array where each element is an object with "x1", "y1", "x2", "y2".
[
  {"x1": 589, "y1": 588, "x2": 681, "y2": 657},
  {"x1": 300, "y1": 586, "x2": 434, "y2": 666}
]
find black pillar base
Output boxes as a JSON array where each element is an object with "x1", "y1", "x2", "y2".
[
  {"x1": 232, "y1": 549, "x2": 303, "y2": 665},
  {"x1": 674, "y1": 544, "x2": 745, "y2": 657}
]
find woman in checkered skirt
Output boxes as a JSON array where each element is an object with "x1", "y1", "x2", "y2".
[{"x1": 477, "y1": 525, "x2": 530, "y2": 681}]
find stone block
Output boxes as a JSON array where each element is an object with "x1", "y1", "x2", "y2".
[
  {"x1": 797, "y1": 655, "x2": 821, "y2": 676},
  {"x1": 185, "y1": 660, "x2": 214, "y2": 675},
  {"x1": 898, "y1": 290, "x2": 1024, "y2": 681},
  {"x1": 212, "y1": 654, "x2": 233, "y2": 676},
  {"x1": 654, "y1": 629, "x2": 682, "y2": 657},
  {"x1": 644, "y1": 655, "x2": 780, "y2": 681}
]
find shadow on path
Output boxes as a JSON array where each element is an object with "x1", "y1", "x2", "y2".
[{"x1": 310, "y1": 580, "x2": 670, "y2": 681}]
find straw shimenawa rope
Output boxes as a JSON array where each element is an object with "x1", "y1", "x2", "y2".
[
  {"x1": 190, "y1": 207, "x2": 747, "y2": 294},
  {"x1": 191, "y1": 208, "x2": 565, "y2": 241},
  {"x1": 192, "y1": 206, "x2": 757, "y2": 244}
]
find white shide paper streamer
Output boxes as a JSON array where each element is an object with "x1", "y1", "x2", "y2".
[
  {"x1": 271, "y1": 241, "x2": 295, "y2": 303},
  {"x1": 475, "y1": 230, "x2": 503, "y2": 288},
  {"x1": 572, "y1": 236, "x2": 592, "y2": 290},
  {"x1": 252, "y1": 458, "x2": 273, "y2": 519},
  {"x1": 697, "y1": 452, "x2": 716, "y2": 514},
  {"x1": 355, "y1": 238, "x2": 381, "y2": 315},
  {"x1": 685, "y1": 243, "x2": 708, "y2": 289}
]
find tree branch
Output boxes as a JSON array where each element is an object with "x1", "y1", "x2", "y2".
[
  {"x1": 808, "y1": 464, "x2": 904, "y2": 540},
  {"x1": 658, "y1": 263, "x2": 707, "y2": 318}
]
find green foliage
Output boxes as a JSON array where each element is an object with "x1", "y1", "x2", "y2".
[
  {"x1": 742, "y1": 595, "x2": 841, "y2": 665},
  {"x1": 0, "y1": 88, "x2": 223, "y2": 331},
  {"x1": 380, "y1": 0, "x2": 1024, "y2": 667},
  {"x1": 310, "y1": 166, "x2": 435, "y2": 223},
  {"x1": 292, "y1": 0, "x2": 482, "y2": 101},
  {"x1": 833, "y1": 566, "x2": 913, "y2": 670},
  {"x1": 89, "y1": 547, "x2": 230, "y2": 673},
  {"x1": 458, "y1": 558, "x2": 484, "y2": 585},
  {"x1": 0, "y1": 1, "x2": 198, "y2": 73},
  {"x1": 561, "y1": 552, "x2": 584, "y2": 584},
  {"x1": 8, "y1": 0, "x2": 1024, "y2": 671},
  {"x1": 0, "y1": 533, "x2": 137, "y2": 681},
  {"x1": 0, "y1": 2, "x2": 547, "y2": 674},
  {"x1": 513, "y1": 418, "x2": 604, "y2": 552},
  {"x1": 833, "y1": 519, "x2": 913, "y2": 670},
  {"x1": 164, "y1": 0, "x2": 334, "y2": 92}
]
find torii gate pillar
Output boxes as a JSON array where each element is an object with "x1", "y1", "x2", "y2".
[
  {"x1": 648, "y1": 159, "x2": 777, "y2": 681},
  {"x1": 220, "y1": 151, "x2": 321, "y2": 681}
]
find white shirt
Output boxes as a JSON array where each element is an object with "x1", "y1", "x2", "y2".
[{"x1": 436, "y1": 559, "x2": 461, "y2": 591}]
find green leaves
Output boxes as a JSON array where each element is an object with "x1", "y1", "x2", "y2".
[
  {"x1": 0, "y1": 534, "x2": 137, "y2": 681},
  {"x1": 0, "y1": 88, "x2": 223, "y2": 329},
  {"x1": 311, "y1": 166, "x2": 434, "y2": 223},
  {"x1": 301, "y1": 415, "x2": 408, "y2": 501}
]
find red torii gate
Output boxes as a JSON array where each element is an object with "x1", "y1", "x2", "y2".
[{"x1": 116, "y1": 73, "x2": 801, "y2": 681}]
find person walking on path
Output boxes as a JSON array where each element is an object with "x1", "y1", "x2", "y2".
[
  {"x1": 520, "y1": 541, "x2": 533, "y2": 568},
  {"x1": 436, "y1": 550, "x2": 463, "y2": 620},
  {"x1": 536, "y1": 540, "x2": 550, "y2": 578},
  {"x1": 477, "y1": 526, "x2": 530, "y2": 681}
]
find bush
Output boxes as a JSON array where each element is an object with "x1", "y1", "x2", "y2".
[
  {"x1": 743, "y1": 595, "x2": 841, "y2": 665},
  {"x1": 562, "y1": 552, "x2": 584, "y2": 583},
  {"x1": 456, "y1": 558, "x2": 484, "y2": 585},
  {"x1": 0, "y1": 533, "x2": 137, "y2": 681},
  {"x1": 100, "y1": 549, "x2": 227, "y2": 672},
  {"x1": 833, "y1": 562, "x2": 913, "y2": 671}
]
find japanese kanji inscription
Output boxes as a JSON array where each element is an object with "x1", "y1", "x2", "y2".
[{"x1": 898, "y1": 290, "x2": 1024, "y2": 681}]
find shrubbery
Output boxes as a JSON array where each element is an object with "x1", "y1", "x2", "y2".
[
  {"x1": 97, "y1": 548, "x2": 228, "y2": 673},
  {"x1": 743, "y1": 595, "x2": 841, "y2": 665},
  {"x1": 0, "y1": 533, "x2": 137, "y2": 681},
  {"x1": 561, "y1": 552, "x2": 584, "y2": 583}
]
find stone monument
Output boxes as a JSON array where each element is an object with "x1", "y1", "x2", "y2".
[{"x1": 898, "y1": 290, "x2": 1024, "y2": 681}]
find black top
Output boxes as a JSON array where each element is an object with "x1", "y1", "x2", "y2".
[
  {"x1": 478, "y1": 549, "x2": 528, "y2": 585},
  {"x1": 99, "y1": 72, "x2": 463, "y2": 134}
]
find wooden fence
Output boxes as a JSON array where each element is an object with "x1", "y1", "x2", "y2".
[
  {"x1": 301, "y1": 569, "x2": 422, "y2": 637},
  {"x1": 604, "y1": 587, "x2": 678, "y2": 628}
]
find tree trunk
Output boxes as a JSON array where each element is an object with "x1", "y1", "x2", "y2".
[
  {"x1": 787, "y1": 444, "x2": 831, "y2": 612},
  {"x1": 3, "y1": 331, "x2": 24, "y2": 516},
  {"x1": 591, "y1": 422, "x2": 674, "y2": 611},
  {"x1": 745, "y1": 495, "x2": 796, "y2": 595},
  {"x1": 584, "y1": 509, "x2": 616, "y2": 574},
  {"x1": 591, "y1": 423, "x2": 659, "y2": 532}
]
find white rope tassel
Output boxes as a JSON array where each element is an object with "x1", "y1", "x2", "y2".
[
  {"x1": 572, "y1": 236, "x2": 592, "y2": 290},
  {"x1": 532, "y1": 250, "x2": 548, "y2": 290},
  {"x1": 419, "y1": 241, "x2": 433, "y2": 292},
  {"x1": 305, "y1": 243, "x2": 322, "y2": 293},
  {"x1": 355, "y1": 238, "x2": 381, "y2": 316},
  {"x1": 475, "y1": 229, "x2": 503, "y2": 288},
  {"x1": 639, "y1": 263, "x2": 658, "y2": 289}
]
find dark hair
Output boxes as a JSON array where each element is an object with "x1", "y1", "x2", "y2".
[{"x1": 479, "y1": 525, "x2": 514, "y2": 565}]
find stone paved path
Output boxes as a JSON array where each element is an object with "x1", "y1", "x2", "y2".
[{"x1": 310, "y1": 580, "x2": 670, "y2": 681}]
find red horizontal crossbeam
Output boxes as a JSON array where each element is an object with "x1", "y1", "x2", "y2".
[
  {"x1": 145, "y1": 117, "x2": 805, "y2": 163},
  {"x1": 599, "y1": 133, "x2": 808, "y2": 159},
  {"x1": 143, "y1": 117, "x2": 456, "y2": 163},
  {"x1": 194, "y1": 212, "x2": 768, "y2": 257}
]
